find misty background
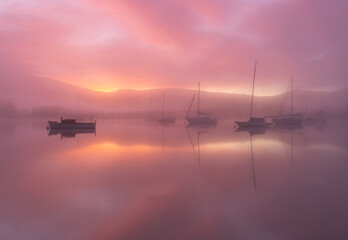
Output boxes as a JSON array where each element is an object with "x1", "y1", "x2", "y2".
[
  {"x1": 1, "y1": 72, "x2": 347, "y2": 120},
  {"x1": 1, "y1": 0, "x2": 348, "y2": 121}
]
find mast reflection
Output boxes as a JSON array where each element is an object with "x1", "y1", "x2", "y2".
[
  {"x1": 271, "y1": 125, "x2": 302, "y2": 169},
  {"x1": 186, "y1": 126, "x2": 209, "y2": 166},
  {"x1": 235, "y1": 126, "x2": 269, "y2": 195}
]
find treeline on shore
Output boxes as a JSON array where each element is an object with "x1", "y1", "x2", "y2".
[{"x1": 2, "y1": 101, "x2": 348, "y2": 120}]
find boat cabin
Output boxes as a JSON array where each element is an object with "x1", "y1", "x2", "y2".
[{"x1": 61, "y1": 117, "x2": 76, "y2": 124}]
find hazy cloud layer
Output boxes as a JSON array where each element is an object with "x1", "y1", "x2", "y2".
[{"x1": 0, "y1": 0, "x2": 347, "y2": 94}]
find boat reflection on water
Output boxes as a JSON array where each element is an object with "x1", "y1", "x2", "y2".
[
  {"x1": 271, "y1": 124, "x2": 303, "y2": 131},
  {"x1": 234, "y1": 126, "x2": 270, "y2": 135},
  {"x1": 186, "y1": 126, "x2": 211, "y2": 166},
  {"x1": 187, "y1": 122, "x2": 217, "y2": 129},
  {"x1": 236, "y1": 124, "x2": 300, "y2": 194},
  {"x1": 271, "y1": 124, "x2": 302, "y2": 169},
  {"x1": 3, "y1": 119, "x2": 348, "y2": 239},
  {"x1": 235, "y1": 126, "x2": 268, "y2": 195},
  {"x1": 48, "y1": 128, "x2": 96, "y2": 139},
  {"x1": 158, "y1": 91, "x2": 176, "y2": 125}
]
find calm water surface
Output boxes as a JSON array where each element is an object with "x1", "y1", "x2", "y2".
[{"x1": 1, "y1": 119, "x2": 348, "y2": 240}]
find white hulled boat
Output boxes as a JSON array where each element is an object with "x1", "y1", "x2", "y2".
[{"x1": 186, "y1": 82, "x2": 217, "y2": 126}]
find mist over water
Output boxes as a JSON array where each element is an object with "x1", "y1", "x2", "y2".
[
  {"x1": 1, "y1": 119, "x2": 348, "y2": 240},
  {"x1": 2, "y1": 0, "x2": 348, "y2": 238}
]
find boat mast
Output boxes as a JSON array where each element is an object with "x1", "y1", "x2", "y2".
[
  {"x1": 305, "y1": 92, "x2": 308, "y2": 115},
  {"x1": 250, "y1": 61, "x2": 257, "y2": 119},
  {"x1": 197, "y1": 82, "x2": 200, "y2": 119},
  {"x1": 77, "y1": 96, "x2": 80, "y2": 118},
  {"x1": 150, "y1": 98, "x2": 152, "y2": 116},
  {"x1": 186, "y1": 88, "x2": 197, "y2": 119},
  {"x1": 162, "y1": 91, "x2": 165, "y2": 120},
  {"x1": 291, "y1": 76, "x2": 294, "y2": 115},
  {"x1": 278, "y1": 80, "x2": 291, "y2": 115}
]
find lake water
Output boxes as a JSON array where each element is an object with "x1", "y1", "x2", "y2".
[{"x1": 1, "y1": 119, "x2": 348, "y2": 240}]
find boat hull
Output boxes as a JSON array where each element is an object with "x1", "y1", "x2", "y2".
[
  {"x1": 272, "y1": 117, "x2": 303, "y2": 126},
  {"x1": 48, "y1": 121, "x2": 96, "y2": 129},
  {"x1": 159, "y1": 118, "x2": 176, "y2": 125},
  {"x1": 235, "y1": 117, "x2": 272, "y2": 128},
  {"x1": 186, "y1": 117, "x2": 217, "y2": 125},
  {"x1": 235, "y1": 121, "x2": 272, "y2": 128}
]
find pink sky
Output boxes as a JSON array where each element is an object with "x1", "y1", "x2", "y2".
[{"x1": 0, "y1": 0, "x2": 347, "y2": 95}]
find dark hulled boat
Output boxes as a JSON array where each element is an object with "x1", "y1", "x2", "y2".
[
  {"x1": 235, "y1": 117, "x2": 272, "y2": 128},
  {"x1": 235, "y1": 61, "x2": 272, "y2": 128},
  {"x1": 48, "y1": 117, "x2": 96, "y2": 129}
]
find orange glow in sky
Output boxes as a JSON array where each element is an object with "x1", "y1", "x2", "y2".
[{"x1": 1, "y1": 0, "x2": 347, "y2": 100}]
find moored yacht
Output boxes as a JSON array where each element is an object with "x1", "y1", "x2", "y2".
[
  {"x1": 271, "y1": 77, "x2": 303, "y2": 126},
  {"x1": 186, "y1": 82, "x2": 217, "y2": 126},
  {"x1": 48, "y1": 117, "x2": 96, "y2": 129},
  {"x1": 235, "y1": 61, "x2": 272, "y2": 128}
]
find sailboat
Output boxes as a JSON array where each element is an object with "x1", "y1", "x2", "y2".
[
  {"x1": 159, "y1": 91, "x2": 175, "y2": 124},
  {"x1": 48, "y1": 117, "x2": 96, "y2": 129},
  {"x1": 47, "y1": 97, "x2": 96, "y2": 129},
  {"x1": 145, "y1": 98, "x2": 157, "y2": 121},
  {"x1": 271, "y1": 77, "x2": 303, "y2": 126},
  {"x1": 186, "y1": 82, "x2": 217, "y2": 125},
  {"x1": 235, "y1": 61, "x2": 272, "y2": 128}
]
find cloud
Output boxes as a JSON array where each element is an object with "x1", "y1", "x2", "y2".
[{"x1": 0, "y1": 0, "x2": 347, "y2": 94}]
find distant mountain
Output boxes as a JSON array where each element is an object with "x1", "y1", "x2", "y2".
[{"x1": 1, "y1": 73, "x2": 347, "y2": 119}]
